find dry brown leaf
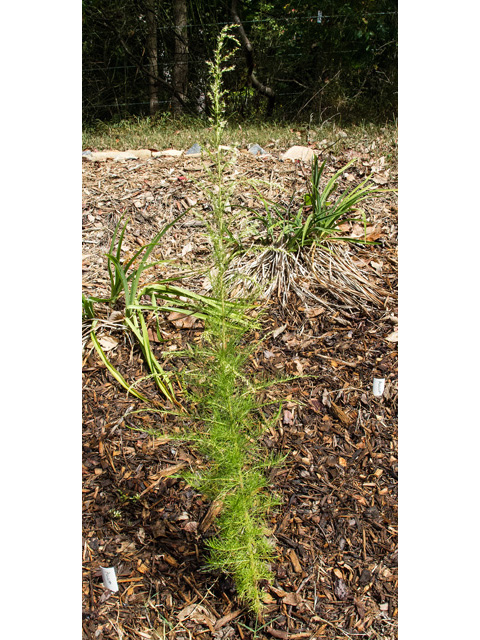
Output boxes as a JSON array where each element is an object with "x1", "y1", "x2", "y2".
[
  {"x1": 293, "y1": 359, "x2": 304, "y2": 374},
  {"x1": 350, "y1": 223, "x2": 365, "y2": 238},
  {"x1": 272, "y1": 323, "x2": 287, "y2": 338},
  {"x1": 305, "y1": 398, "x2": 320, "y2": 415},
  {"x1": 147, "y1": 327, "x2": 163, "y2": 343},
  {"x1": 98, "y1": 336, "x2": 118, "y2": 351},
  {"x1": 177, "y1": 603, "x2": 216, "y2": 625},
  {"x1": 261, "y1": 592, "x2": 276, "y2": 603},
  {"x1": 304, "y1": 306, "x2": 325, "y2": 318},
  {"x1": 385, "y1": 331, "x2": 398, "y2": 342},
  {"x1": 167, "y1": 311, "x2": 199, "y2": 329},
  {"x1": 366, "y1": 229, "x2": 384, "y2": 242},
  {"x1": 282, "y1": 592, "x2": 303, "y2": 606},
  {"x1": 269, "y1": 585, "x2": 288, "y2": 598},
  {"x1": 137, "y1": 561, "x2": 149, "y2": 574},
  {"x1": 331, "y1": 402, "x2": 353, "y2": 426}
]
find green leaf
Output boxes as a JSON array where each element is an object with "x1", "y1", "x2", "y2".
[{"x1": 90, "y1": 329, "x2": 150, "y2": 403}]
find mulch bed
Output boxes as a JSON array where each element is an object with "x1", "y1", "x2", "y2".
[{"x1": 82, "y1": 144, "x2": 398, "y2": 640}]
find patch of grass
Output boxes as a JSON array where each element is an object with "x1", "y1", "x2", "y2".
[
  {"x1": 82, "y1": 113, "x2": 207, "y2": 152},
  {"x1": 82, "y1": 113, "x2": 397, "y2": 166}
]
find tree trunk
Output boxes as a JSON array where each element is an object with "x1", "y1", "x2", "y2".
[
  {"x1": 172, "y1": 0, "x2": 188, "y2": 114},
  {"x1": 231, "y1": 0, "x2": 275, "y2": 117},
  {"x1": 145, "y1": 0, "x2": 159, "y2": 115}
]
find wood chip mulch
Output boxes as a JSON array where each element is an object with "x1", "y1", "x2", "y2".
[{"x1": 82, "y1": 145, "x2": 398, "y2": 640}]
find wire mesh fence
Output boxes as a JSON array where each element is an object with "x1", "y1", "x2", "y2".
[{"x1": 82, "y1": 7, "x2": 397, "y2": 124}]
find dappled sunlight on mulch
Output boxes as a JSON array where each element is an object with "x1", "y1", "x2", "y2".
[{"x1": 82, "y1": 143, "x2": 397, "y2": 639}]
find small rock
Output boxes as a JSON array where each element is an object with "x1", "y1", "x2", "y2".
[
  {"x1": 114, "y1": 151, "x2": 139, "y2": 161},
  {"x1": 134, "y1": 148, "x2": 152, "y2": 159},
  {"x1": 82, "y1": 150, "x2": 92, "y2": 156},
  {"x1": 152, "y1": 149, "x2": 184, "y2": 157},
  {"x1": 281, "y1": 145, "x2": 317, "y2": 163},
  {"x1": 87, "y1": 151, "x2": 118, "y2": 162},
  {"x1": 185, "y1": 142, "x2": 202, "y2": 155},
  {"x1": 248, "y1": 143, "x2": 267, "y2": 156},
  {"x1": 334, "y1": 578, "x2": 349, "y2": 600}
]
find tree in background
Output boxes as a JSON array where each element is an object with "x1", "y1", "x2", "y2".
[
  {"x1": 82, "y1": 0, "x2": 397, "y2": 123},
  {"x1": 145, "y1": 0, "x2": 160, "y2": 114},
  {"x1": 231, "y1": 0, "x2": 275, "y2": 117},
  {"x1": 172, "y1": 0, "x2": 189, "y2": 114}
]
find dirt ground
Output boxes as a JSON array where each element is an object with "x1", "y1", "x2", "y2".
[{"x1": 82, "y1": 143, "x2": 398, "y2": 640}]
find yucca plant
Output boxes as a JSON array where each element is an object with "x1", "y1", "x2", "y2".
[
  {"x1": 83, "y1": 215, "x2": 245, "y2": 404},
  {"x1": 225, "y1": 155, "x2": 395, "y2": 309},
  {"x1": 251, "y1": 156, "x2": 385, "y2": 252},
  {"x1": 302, "y1": 155, "x2": 385, "y2": 245},
  {"x1": 82, "y1": 292, "x2": 96, "y2": 319}
]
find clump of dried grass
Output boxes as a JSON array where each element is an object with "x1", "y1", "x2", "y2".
[
  {"x1": 223, "y1": 156, "x2": 395, "y2": 315},
  {"x1": 225, "y1": 241, "x2": 392, "y2": 315}
]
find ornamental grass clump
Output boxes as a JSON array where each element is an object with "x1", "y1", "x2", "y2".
[
  {"x1": 226, "y1": 155, "x2": 394, "y2": 311},
  {"x1": 82, "y1": 214, "x2": 241, "y2": 404}
]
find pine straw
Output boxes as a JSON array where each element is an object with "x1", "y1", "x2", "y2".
[{"x1": 225, "y1": 241, "x2": 394, "y2": 315}]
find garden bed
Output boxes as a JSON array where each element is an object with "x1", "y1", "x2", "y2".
[{"x1": 82, "y1": 140, "x2": 398, "y2": 640}]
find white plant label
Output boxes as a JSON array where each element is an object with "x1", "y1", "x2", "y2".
[
  {"x1": 373, "y1": 378, "x2": 385, "y2": 397},
  {"x1": 100, "y1": 566, "x2": 119, "y2": 592}
]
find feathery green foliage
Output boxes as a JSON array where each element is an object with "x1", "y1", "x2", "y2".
[
  {"x1": 206, "y1": 26, "x2": 239, "y2": 150},
  {"x1": 179, "y1": 26, "x2": 280, "y2": 614}
]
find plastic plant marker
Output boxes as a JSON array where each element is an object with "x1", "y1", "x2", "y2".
[
  {"x1": 373, "y1": 378, "x2": 385, "y2": 397},
  {"x1": 100, "y1": 566, "x2": 119, "y2": 591}
]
